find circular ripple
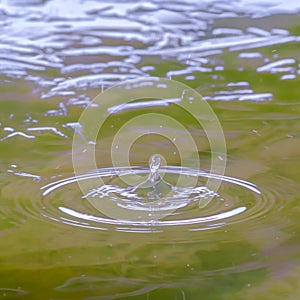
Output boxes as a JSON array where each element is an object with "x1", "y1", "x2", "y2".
[{"x1": 39, "y1": 166, "x2": 266, "y2": 232}]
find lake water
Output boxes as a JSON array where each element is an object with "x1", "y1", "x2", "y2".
[{"x1": 0, "y1": 0, "x2": 300, "y2": 299}]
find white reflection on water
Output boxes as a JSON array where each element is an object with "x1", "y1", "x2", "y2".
[{"x1": 0, "y1": 0, "x2": 298, "y2": 106}]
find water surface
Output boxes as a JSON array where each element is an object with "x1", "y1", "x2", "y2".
[{"x1": 0, "y1": 0, "x2": 300, "y2": 299}]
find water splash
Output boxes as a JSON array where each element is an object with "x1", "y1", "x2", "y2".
[
  {"x1": 148, "y1": 154, "x2": 161, "y2": 183},
  {"x1": 39, "y1": 164, "x2": 265, "y2": 232},
  {"x1": 131, "y1": 154, "x2": 174, "y2": 201}
]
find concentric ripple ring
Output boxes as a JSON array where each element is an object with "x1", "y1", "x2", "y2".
[{"x1": 41, "y1": 166, "x2": 265, "y2": 231}]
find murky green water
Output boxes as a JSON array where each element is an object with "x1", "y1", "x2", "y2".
[{"x1": 0, "y1": 0, "x2": 300, "y2": 299}]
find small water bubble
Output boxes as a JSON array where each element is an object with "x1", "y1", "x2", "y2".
[
  {"x1": 281, "y1": 74, "x2": 296, "y2": 80},
  {"x1": 185, "y1": 75, "x2": 195, "y2": 80},
  {"x1": 140, "y1": 66, "x2": 155, "y2": 72},
  {"x1": 215, "y1": 66, "x2": 224, "y2": 71}
]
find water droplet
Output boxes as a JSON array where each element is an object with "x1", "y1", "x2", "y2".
[{"x1": 149, "y1": 154, "x2": 161, "y2": 182}]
